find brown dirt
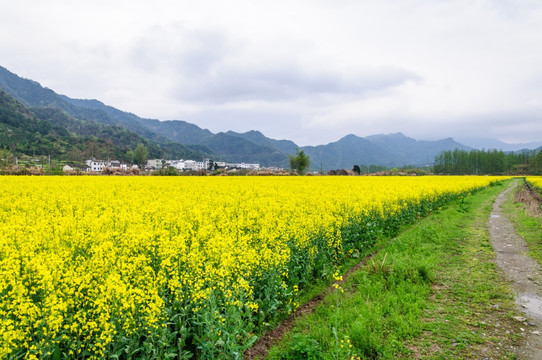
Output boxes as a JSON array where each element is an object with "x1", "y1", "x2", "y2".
[
  {"x1": 489, "y1": 181, "x2": 542, "y2": 359},
  {"x1": 515, "y1": 182, "x2": 542, "y2": 217},
  {"x1": 243, "y1": 259, "x2": 369, "y2": 360}
]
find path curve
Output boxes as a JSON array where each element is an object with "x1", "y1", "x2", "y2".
[{"x1": 489, "y1": 181, "x2": 542, "y2": 359}]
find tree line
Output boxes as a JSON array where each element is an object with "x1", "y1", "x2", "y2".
[{"x1": 433, "y1": 148, "x2": 542, "y2": 175}]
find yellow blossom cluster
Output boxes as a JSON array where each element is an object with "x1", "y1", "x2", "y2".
[
  {"x1": 0, "y1": 175, "x2": 507, "y2": 358},
  {"x1": 527, "y1": 176, "x2": 542, "y2": 191}
]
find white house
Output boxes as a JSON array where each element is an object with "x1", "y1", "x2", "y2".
[
  {"x1": 195, "y1": 161, "x2": 206, "y2": 170},
  {"x1": 86, "y1": 159, "x2": 106, "y2": 172},
  {"x1": 146, "y1": 159, "x2": 163, "y2": 170},
  {"x1": 107, "y1": 160, "x2": 125, "y2": 169},
  {"x1": 170, "y1": 160, "x2": 186, "y2": 171},
  {"x1": 182, "y1": 160, "x2": 196, "y2": 170},
  {"x1": 239, "y1": 163, "x2": 260, "y2": 170}
]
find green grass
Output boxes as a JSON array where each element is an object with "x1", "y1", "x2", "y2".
[
  {"x1": 265, "y1": 180, "x2": 524, "y2": 359},
  {"x1": 502, "y1": 180, "x2": 542, "y2": 266}
]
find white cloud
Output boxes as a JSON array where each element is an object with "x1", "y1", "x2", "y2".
[{"x1": 1, "y1": 0, "x2": 542, "y2": 145}]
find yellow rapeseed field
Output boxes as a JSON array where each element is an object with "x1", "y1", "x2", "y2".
[
  {"x1": 0, "y1": 176, "x2": 508, "y2": 359},
  {"x1": 527, "y1": 176, "x2": 542, "y2": 191}
]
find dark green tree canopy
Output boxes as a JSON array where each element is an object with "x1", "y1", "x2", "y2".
[
  {"x1": 133, "y1": 143, "x2": 148, "y2": 167},
  {"x1": 289, "y1": 149, "x2": 310, "y2": 174},
  {"x1": 433, "y1": 148, "x2": 542, "y2": 175}
]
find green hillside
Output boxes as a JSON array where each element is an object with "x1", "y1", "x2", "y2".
[
  {"x1": 0, "y1": 89, "x2": 117, "y2": 160},
  {"x1": 0, "y1": 90, "x2": 205, "y2": 162}
]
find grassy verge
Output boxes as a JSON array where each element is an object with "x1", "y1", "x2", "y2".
[
  {"x1": 501, "y1": 179, "x2": 542, "y2": 265},
  {"x1": 265, "y1": 180, "x2": 524, "y2": 359}
]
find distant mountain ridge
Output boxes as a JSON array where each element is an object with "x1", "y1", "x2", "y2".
[
  {"x1": 457, "y1": 137, "x2": 542, "y2": 152},
  {"x1": 0, "y1": 65, "x2": 520, "y2": 170},
  {"x1": 301, "y1": 133, "x2": 470, "y2": 169}
]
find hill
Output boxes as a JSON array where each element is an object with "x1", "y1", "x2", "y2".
[
  {"x1": 0, "y1": 66, "x2": 207, "y2": 161},
  {"x1": 0, "y1": 89, "x2": 119, "y2": 160},
  {"x1": 0, "y1": 65, "x2": 478, "y2": 170}
]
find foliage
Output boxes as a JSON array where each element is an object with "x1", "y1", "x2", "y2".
[
  {"x1": 433, "y1": 148, "x2": 542, "y2": 175},
  {"x1": 284, "y1": 334, "x2": 322, "y2": 359},
  {"x1": 0, "y1": 176, "x2": 508, "y2": 359},
  {"x1": 132, "y1": 143, "x2": 148, "y2": 167},
  {"x1": 0, "y1": 147, "x2": 14, "y2": 167},
  {"x1": 289, "y1": 149, "x2": 310, "y2": 174}
]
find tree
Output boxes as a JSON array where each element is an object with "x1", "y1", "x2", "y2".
[
  {"x1": 289, "y1": 149, "x2": 310, "y2": 174},
  {"x1": 126, "y1": 149, "x2": 134, "y2": 163},
  {"x1": 133, "y1": 143, "x2": 148, "y2": 168},
  {"x1": 208, "y1": 160, "x2": 214, "y2": 171},
  {"x1": 352, "y1": 165, "x2": 361, "y2": 175},
  {"x1": 0, "y1": 147, "x2": 14, "y2": 168}
]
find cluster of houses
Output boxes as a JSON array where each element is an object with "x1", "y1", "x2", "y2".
[
  {"x1": 62, "y1": 159, "x2": 261, "y2": 173},
  {"x1": 63, "y1": 159, "x2": 139, "y2": 173},
  {"x1": 145, "y1": 159, "x2": 261, "y2": 172}
]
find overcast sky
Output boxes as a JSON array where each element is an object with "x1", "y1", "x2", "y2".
[{"x1": 1, "y1": 0, "x2": 542, "y2": 146}]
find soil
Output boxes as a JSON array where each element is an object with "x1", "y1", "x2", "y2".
[
  {"x1": 515, "y1": 182, "x2": 542, "y2": 217},
  {"x1": 488, "y1": 181, "x2": 542, "y2": 359}
]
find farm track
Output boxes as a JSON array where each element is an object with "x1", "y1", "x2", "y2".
[{"x1": 490, "y1": 181, "x2": 542, "y2": 359}]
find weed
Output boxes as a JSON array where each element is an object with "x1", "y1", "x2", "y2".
[
  {"x1": 284, "y1": 334, "x2": 322, "y2": 360},
  {"x1": 366, "y1": 252, "x2": 393, "y2": 277}
]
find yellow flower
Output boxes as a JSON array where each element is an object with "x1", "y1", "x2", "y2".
[{"x1": 0, "y1": 175, "x2": 508, "y2": 357}]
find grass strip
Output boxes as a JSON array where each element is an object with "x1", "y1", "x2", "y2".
[
  {"x1": 502, "y1": 179, "x2": 542, "y2": 266},
  {"x1": 265, "y1": 180, "x2": 524, "y2": 360}
]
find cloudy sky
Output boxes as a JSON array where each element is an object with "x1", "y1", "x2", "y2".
[{"x1": 2, "y1": 0, "x2": 542, "y2": 146}]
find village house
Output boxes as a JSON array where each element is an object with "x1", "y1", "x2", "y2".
[
  {"x1": 86, "y1": 159, "x2": 106, "y2": 172},
  {"x1": 85, "y1": 159, "x2": 131, "y2": 172},
  {"x1": 146, "y1": 159, "x2": 163, "y2": 170},
  {"x1": 145, "y1": 158, "x2": 261, "y2": 172}
]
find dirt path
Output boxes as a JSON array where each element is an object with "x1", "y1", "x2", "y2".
[{"x1": 489, "y1": 181, "x2": 542, "y2": 359}]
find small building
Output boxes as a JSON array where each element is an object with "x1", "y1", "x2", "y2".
[
  {"x1": 86, "y1": 159, "x2": 106, "y2": 172},
  {"x1": 183, "y1": 160, "x2": 197, "y2": 170},
  {"x1": 240, "y1": 163, "x2": 260, "y2": 170},
  {"x1": 146, "y1": 159, "x2": 163, "y2": 170}
]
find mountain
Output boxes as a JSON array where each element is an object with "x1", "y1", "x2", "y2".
[
  {"x1": 0, "y1": 65, "x2": 485, "y2": 170},
  {"x1": 139, "y1": 120, "x2": 288, "y2": 166},
  {"x1": 456, "y1": 136, "x2": 542, "y2": 152},
  {"x1": 0, "y1": 89, "x2": 124, "y2": 160},
  {"x1": 225, "y1": 130, "x2": 299, "y2": 155},
  {"x1": 303, "y1": 134, "x2": 394, "y2": 170},
  {"x1": 0, "y1": 66, "x2": 207, "y2": 160},
  {"x1": 365, "y1": 133, "x2": 471, "y2": 166},
  {"x1": 300, "y1": 133, "x2": 471, "y2": 170},
  {"x1": 0, "y1": 66, "x2": 285, "y2": 165}
]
